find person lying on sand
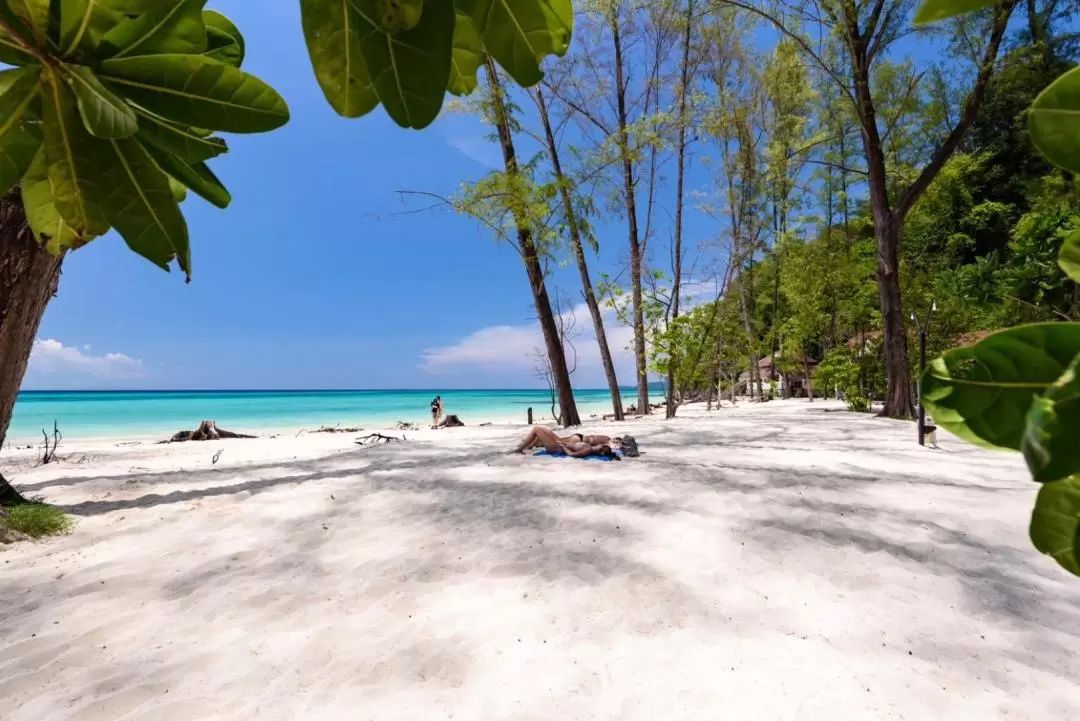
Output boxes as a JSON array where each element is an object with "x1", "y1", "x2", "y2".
[{"x1": 510, "y1": 426, "x2": 622, "y2": 459}]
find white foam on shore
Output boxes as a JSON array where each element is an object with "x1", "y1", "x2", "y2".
[{"x1": 2, "y1": 400, "x2": 1078, "y2": 720}]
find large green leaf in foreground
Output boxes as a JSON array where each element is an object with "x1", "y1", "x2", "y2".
[
  {"x1": 1059, "y1": 230, "x2": 1080, "y2": 284},
  {"x1": 300, "y1": 0, "x2": 378, "y2": 118},
  {"x1": 353, "y1": 0, "x2": 455, "y2": 129},
  {"x1": 1029, "y1": 66, "x2": 1080, "y2": 175},
  {"x1": 41, "y1": 74, "x2": 110, "y2": 236},
  {"x1": 63, "y1": 65, "x2": 138, "y2": 139},
  {"x1": 448, "y1": 9, "x2": 482, "y2": 96},
  {"x1": 93, "y1": 136, "x2": 190, "y2": 275},
  {"x1": 1023, "y1": 355, "x2": 1080, "y2": 483},
  {"x1": 1030, "y1": 476, "x2": 1080, "y2": 576},
  {"x1": 100, "y1": 54, "x2": 289, "y2": 133},
  {"x1": 21, "y1": 148, "x2": 88, "y2": 252},
  {"x1": 473, "y1": 0, "x2": 572, "y2": 87},
  {"x1": 920, "y1": 323, "x2": 1080, "y2": 450}
]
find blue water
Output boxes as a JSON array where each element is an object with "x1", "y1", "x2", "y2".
[{"x1": 7, "y1": 389, "x2": 627, "y2": 443}]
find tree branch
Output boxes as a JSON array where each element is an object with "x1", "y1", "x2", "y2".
[{"x1": 891, "y1": 0, "x2": 1018, "y2": 224}]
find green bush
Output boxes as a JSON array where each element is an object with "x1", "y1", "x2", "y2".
[{"x1": 4, "y1": 503, "x2": 73, "y2": 538}]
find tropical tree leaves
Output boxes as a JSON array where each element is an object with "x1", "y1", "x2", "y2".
[
  {"x1": 920, "y1": 323, "x2": 1080, "y2": 450},
  {"x1": 0, "y1": 1, "x2": 284, "y2": 278},
  {"x1": 300, "y1": 0, "x2": 378, "y2": 118},
  {"x1": 300, "y1": 0, "x2": 575, "y2": 127},
  {"x1": 353, "y1": 0, "x2": 454, "y2": 128},
  {"x1": 472, "y1": 0, "x2": 572, "y2": 87},
  {"x1": 63, "y1": 64, "x2": 137, "y2": 138},
  {"x1": 0, "y1": 66, "x2": 43, "y2": 196},
  {"x1": 1030, "y1": 477, "x2": 1080, "y2": 576},
  {"x1": 1059, "y1": 230, "x2": 1080, "y2": 283},
  {"x1": 1023, "y1": 355, "x2": 1080, "y2": 483},
  {"x1": 1028, "y1": 66, "x2": 1080, "y2": 176},
  {"x1": 100, "y1": 54, "x2": 289, "y2": 133},
  {"x1": 101, "y1": 0, "x2": 208, "y2": 59}
]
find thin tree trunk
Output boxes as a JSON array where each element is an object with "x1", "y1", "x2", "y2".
[
  {"x1": 0, "y1": 191, "x2": 63, "y2": 505},
  {"x1": 535, "y1": 88, "x2": 623, "y2": 421},
  {"x1": 666, "y1": 0, "x2": 693, "y2": 419},
  {"x1": 485, "y1": 60, "x2": 580, "y2": 427},
  {"x1": 609, "y1": 7, "x2": 650, "y2": 414},
  {"x1": 803, "y1": 351, "x2": 813, "y2": 402}
]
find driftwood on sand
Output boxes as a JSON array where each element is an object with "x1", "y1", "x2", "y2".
[
  {"x1": 164, "y1": 420, "x2": 256, "y2": 443},
  {"x1": 355, "y1": 433, "x2": 405, "y2": 446}
]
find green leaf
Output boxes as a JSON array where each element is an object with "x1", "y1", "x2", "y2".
[
  {"x1": 448, "y1": 9, "x2": 481, "y2": 96},
  {"x1": 1060, "y1": 230, "x2": 1080, "y2": 284},
  {"x1": 352, "y1": 0, "x2": 423, "y2": 33},
  {"x1": 1030, "y1": 476, "x2": 1080, "y2": 577},
  {"x1": 353, "y1": 0, "x2": 454, "y2": 128},
  {"x1": 0, "y1": 23, "x2": 35, "y2": 65},
  {"x1": 299, "y1": 0, "x2": 378, "y2": 118},
  {"x1": 920, "y1": 323, "x2": 1080, "y2": 450},
  {"x1": 41, "y1": 71, "x2": 109, "y2": 235},
  {"x1": 912, "y1": 0, "x2": 996, "y2": 24},
  {"x1": 59, "y1": 0, "x2": 123, "y2": 58},
  {"x1": 472, "y1": 0, "x2": 572, "y2": 87},
  {"x1": 144, "y1": 142, "x2": 229, "y2": 208},
  {"x1": 101, "y1": 0, "x2": 207, "y2": 59},
  {"x1": 93, "y1": 135, "x2": 190, "y2": 276},
  {"x1": 168, "y1": 175, "x2": 186, "y2": 202},
  {"x1": 0, "y1": 66, "x2": 42, "y2": 196},
  {"x1": 133, "y1": 106, "x2": 226, "y2": 162},
  {"x1": 21, "y1": 147, "x2": 91, "y2": 252},
  {"x1": 1029, "y1": 66, "x2": 1080, "y2": 175},
  {"x1": 100, "y1": 54, "x2": 289, "y2": 133},
  {"x1": 202, "y1": 10, "x2": 243, "y2": 67},
  {"x1": 1023, "y1": 355, "x2": 1080, "y2": 483},
  {"x1": 8, "y1": 0, "x2": 49, "y2": 44},
  {"x1": 63, "y1": 64, "x2": 137, "y2": 138}
]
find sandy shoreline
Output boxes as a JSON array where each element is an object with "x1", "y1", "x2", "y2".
[{"x1": 2, "y1": 400, "x2": 1079, "y2": 720}]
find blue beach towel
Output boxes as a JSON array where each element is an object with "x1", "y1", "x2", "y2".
[{"x1": 533, "y1": 449, "x2": 621, "y2": 462}]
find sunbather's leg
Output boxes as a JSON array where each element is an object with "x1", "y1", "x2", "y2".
[{"x1": 511, "y1": 426, "x2": 563, "y2": 454}]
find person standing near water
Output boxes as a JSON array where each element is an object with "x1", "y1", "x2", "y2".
[{"x1": 430, "y1": 395, "x2": 443, "y2": 427}]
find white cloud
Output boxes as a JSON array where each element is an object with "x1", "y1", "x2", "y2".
[
  {"x1": 444, "y1": 133, "x2": 502, "y2": 170},
  {"x1": 421, "y1": 303, "x2": 639, "y2": 385},
  {"x1": 28, "y1": 339, "x2": 144, "y2": 380}
]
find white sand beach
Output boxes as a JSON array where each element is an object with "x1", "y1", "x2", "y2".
[{"x1": 2, "y1": 400, "x2": 1079, "y2": 720}]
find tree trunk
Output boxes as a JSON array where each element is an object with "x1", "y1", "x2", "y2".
[
  {"x1": 534, "y1": 88, "x2": 623, "y2": 421},
  {"x1": 485, "y1": 59, "x2": 580, "y2": 427},
  {"x1": 803, "y1": 352, "x2": 813, "y2": 402},
  {"x1": 877, "y1": 220, "x2": 914, "y2": 417},
  {"x1": 0, "y1": 191, "x2": 64, "y2": 505},
  {"x1": 666, "y1": 0, "x2": 693, "y2": 420},
  {"x1": 610, "y1": 8, "x2": 650, "y2": 414}
]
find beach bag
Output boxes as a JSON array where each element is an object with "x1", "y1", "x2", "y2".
[{"x1": 621, "y1": 435, "x2": 640, "y2": 457}]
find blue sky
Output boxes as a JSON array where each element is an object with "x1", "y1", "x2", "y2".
[{"x1": 24, "y1": 1, "x2": 732, "y2": 391}]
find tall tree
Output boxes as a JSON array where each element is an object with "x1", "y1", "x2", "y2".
[
  {"x1": 725, "y1": 0, "x2": 1019, "y2": 416},
  {"x1": 533, "y1": 86, "x2": 625, "y2": 420},
  {"x1": 481, "y1": 58, "x2": 581, "y2": 427},
  {"x1": 666, "y1": 0, "x2": 696, "y2": 418}
]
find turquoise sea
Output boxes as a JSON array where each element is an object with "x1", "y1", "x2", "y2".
[{"x1": 7, "y1": 389, "x2": 628, "y2": 444}]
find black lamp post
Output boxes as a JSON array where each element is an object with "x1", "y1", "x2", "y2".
[{"x1": 911, "y1": 299, "x2": 936, "y2": 446}]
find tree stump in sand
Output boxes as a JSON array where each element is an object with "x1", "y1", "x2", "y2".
[
  {"x1": 437, "y1": 414, "x2": 465, "y2": 428},
  {"x1": 166, "y1": 420, "x2": 256, "y2": 443}
]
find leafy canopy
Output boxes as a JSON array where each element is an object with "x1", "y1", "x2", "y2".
[
  {"x1": 0, "y1": 0, "x2": 575, "y2": 277},
  {"x1": 0, "y1": 0, "x2": 288, "y2": 279}
]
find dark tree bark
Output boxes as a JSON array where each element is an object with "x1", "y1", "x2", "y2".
[
  {"x1": 485, "y1": 59, "x2": 580, "y2": 427},
  {"x1": 610, "y1": 7, "x2": 650, "y2": 414},
  {"x1": 534, "y1": 88, "x2": 623, "y2": 421},
  {"x1": 841, "y1": 0, "x2": 1017, "y2": 417},
  {"x1": 666, "y1": 0, "x2": 694, "y2": 420},
  {"x1": 0, "y1": 190, "x2": 63, "y2": 506}
]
